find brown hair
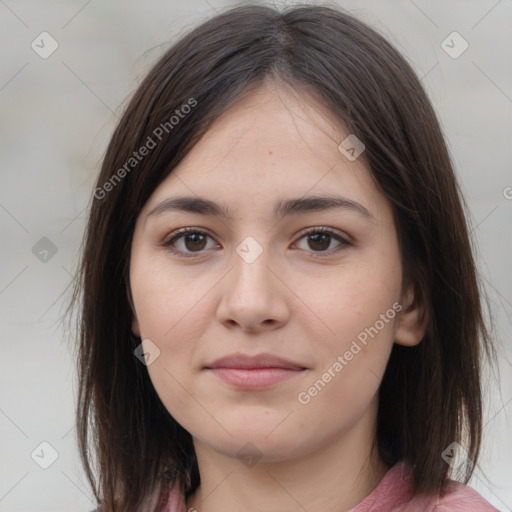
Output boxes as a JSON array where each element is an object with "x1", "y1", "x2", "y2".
[{"x1": 68, "y1": 3, "x2": 495, "y2": 510}]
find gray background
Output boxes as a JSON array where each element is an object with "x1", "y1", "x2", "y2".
[{"x1": 0, "y1": 0, "x2": 511, "y2": 510}]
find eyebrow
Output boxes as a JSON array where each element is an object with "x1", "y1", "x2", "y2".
[{"x1": 146, "y1": 194, "x2": 375, "y2": 222}]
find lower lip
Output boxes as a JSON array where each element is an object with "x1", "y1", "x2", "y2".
[{"x1": 207, "y1": 367, "x2": 305, "y2": 389}]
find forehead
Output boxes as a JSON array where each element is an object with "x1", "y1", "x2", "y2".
[{"x1": 141, "y1": 82, "x2": 389, "y2": 223}]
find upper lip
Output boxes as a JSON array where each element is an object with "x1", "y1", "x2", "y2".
[{"x1": 205, "y1": 353, "x2": 306, "y2": 370}]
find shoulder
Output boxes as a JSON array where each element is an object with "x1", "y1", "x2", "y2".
[
  {"x1": 352, "y1": 462, "x2": 502, "y2": 512},
  {"x1": 433, "y1": 480, "x2": 501, "y2": 511}
]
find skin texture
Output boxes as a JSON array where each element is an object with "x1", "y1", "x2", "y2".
[{"x1": 129, "y1": 79, "x2": 427, "y2": 512}]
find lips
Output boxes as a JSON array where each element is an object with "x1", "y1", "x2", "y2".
[
  {"x1": 205, "y1": 353, "x2": 308, "y2": 390},
  {"x1": 205, "y1": 353, "x2": 306, "y2": 370}
]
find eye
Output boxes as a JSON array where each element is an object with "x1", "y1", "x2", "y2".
[
  {"x1": 293, "y1": 227, "x2": 350, "y2": 256},
  {"x1": 161, "y1": 227, "x2": 218, "y2": 258},
  {"x1": 161, "y1": 226, "x2": 350, "y2": 258}
]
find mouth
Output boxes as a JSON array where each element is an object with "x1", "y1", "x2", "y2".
[{"x1": 204, "y1": 353, "x2": 308, "y2": 390}]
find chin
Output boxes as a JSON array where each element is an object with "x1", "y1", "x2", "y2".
[{"x1": 194, "y1": 428, "x2": 310, "y2": 464}]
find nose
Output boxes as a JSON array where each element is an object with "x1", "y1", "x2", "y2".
[{"x1": 215, "y1": 242, "x2": 290, "y2": 332}]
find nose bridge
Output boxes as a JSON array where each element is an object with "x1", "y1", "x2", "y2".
[{"x1": 231, "y1": 234, "x2": 274, "y2": 298}]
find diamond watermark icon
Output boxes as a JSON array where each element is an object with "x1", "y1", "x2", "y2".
[
  {"x1": 31, "y1": 32, "x2": 59, "y2": 59},
  {"x1": 441, "y1": 441, "x2": 470, "y2": 470},
  {"x1": 32, "y1": 237, "x2": 58, "y2": 263},
  {"x1": 31, "y1": 441, "x2": 59, "y2": 469},
  {"x1": 236, "y1": 236, "x2": 263, "y2": 264},
  {"x1": 236, "y1": 442, "x2": 263, "y2": 468},
  {"x1": 134, "y1": 338, "x2": 161, "y2": 366},
  {"x1": 441, "y1": 32, "x2": 468, "y2": 59},
  {"x1": 338, "y1": 134, "x2": 365, "y2": 161}
]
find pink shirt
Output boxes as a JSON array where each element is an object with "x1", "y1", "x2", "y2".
[{"x1": 163, "y1": 461, "x2": 501, "y2": 511}]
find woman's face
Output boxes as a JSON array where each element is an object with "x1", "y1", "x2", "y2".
[{"x1": 129, "y1": 81, "x2": 423, "y2": 463}]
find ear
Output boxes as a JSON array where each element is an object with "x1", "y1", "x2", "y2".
[
  {"x1": 394, "y1": 279, "x2": 428, "y2": 347},
  {"x1": 132, "y1": 315, "x2": 141, "y2": 338},
  {"x1": 126, "y1": 276, "x2": 141, "y2": 338}
]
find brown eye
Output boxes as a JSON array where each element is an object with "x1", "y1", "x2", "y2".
[
  {"x1": 181, "y1": 232, "x2": 208, "y2": 251},
  {"x1": 306, "y1": 232, "x2": 331, "y2": 251},
  {"x1": 294, "y1": 227, "x2": 350, "y2": 256},
  {"x1": 162, "y1": 228, "x2": 217, "y2": 257}
]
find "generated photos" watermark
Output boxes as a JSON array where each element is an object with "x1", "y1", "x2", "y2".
[{"x1": 298, "y1": 302, "x2": 402, "y2": 405}]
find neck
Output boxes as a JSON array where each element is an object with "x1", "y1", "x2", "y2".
[{"x1": 186, "y1": 399, "x2": 389, "y2": 512}]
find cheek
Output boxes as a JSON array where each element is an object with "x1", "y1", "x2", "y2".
[
  {"x1": 130, "y1": 254, "x2": 213, "y2": 398},
  {"x1": 303, "y1": 256, "x2": 401, "y2": 344},
  {"x1": 295, "y1": 275, "x2": 398, "y2": 428},
  {"x1": 130, "y1": 254, "x2": 216, "y2": 429},
  {"x1": 131, "y1": 249, "x2": 213, "y2": 338},
  {"x1": 296, "y1": 248, "x2": 401, "y2": 395}
]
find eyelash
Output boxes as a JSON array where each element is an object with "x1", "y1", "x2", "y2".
[{"x1": 160, "y1": 226, "x2": 351, "y2": 259}]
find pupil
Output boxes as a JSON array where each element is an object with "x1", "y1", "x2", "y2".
[
  {"x1": 186, "y1": 233, "x2": 206, "y2": 251},
  {"x1": 309, "y1": 233, "x2": 330, "y2": 251}
]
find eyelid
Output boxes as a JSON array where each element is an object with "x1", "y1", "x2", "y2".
[{"x1": 295, "y1": 225, "x2": 352, "y2": 243}]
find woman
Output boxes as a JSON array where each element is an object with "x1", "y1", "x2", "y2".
[{"x1": 71, "y1": 4, "x2": 499, "y2": 511}]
